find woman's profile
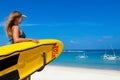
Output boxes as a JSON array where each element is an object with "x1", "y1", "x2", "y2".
[{"x1": 5, "y1": 11, "x2": 39, "y2": 80}]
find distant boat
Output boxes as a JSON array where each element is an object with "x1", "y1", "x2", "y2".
[
  {"x1": 103, "y1": 50, "x2": 110, "y2": 59},
  {"x1": 103, "y1": 47, "x2": 118, "y2": 61},
  {"x1": 104, "y1": 56, "x2": 117, "y2": 60},
  {"x1": 78, "y1": 51, "x2": 88, "y2": 59}
]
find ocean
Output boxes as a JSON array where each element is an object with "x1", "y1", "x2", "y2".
[{"x1": 50, "y1": 49, "x2": 120, "y2": 71}]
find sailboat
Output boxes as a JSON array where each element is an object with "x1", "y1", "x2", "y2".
[
  {"x1": 103, "y1": 47, "x2": 117, "y2": 61},
  {"x1": 78, "y1": 51, "x2": 88, "y2": 59},
  {"x1": 103, "y1": 50, "x2": 109, "y2": 59}
]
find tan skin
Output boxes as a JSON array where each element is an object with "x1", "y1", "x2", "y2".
[
  {"x1": 12, "y1": 16, "x2": 39, "y2": 44},
  {"x1": 12, "y1": 16, "x2": 39, "y2": 80}
]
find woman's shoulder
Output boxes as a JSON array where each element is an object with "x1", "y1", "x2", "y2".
[{"x1": 12, "y1": 25, "x2": 19, "y2": 30}]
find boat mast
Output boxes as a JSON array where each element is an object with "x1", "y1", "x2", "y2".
[{"x1": 111, "y1": 45, "x2": 116, "y2": 57}]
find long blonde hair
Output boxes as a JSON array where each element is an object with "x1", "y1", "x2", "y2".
[{"x1": 6, "y1": 11, "x2": 22, "y2": 38}]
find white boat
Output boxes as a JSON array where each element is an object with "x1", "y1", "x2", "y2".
[
  {"x1": 105, "y1": 56, "x2": 117, "y2": 60},
  {"x1": 103, "y1": 47, "x2": 118, "y2": 61},
  {"x1": 103, "y1": 51, "x2": 110, "y2": 59},
  {"x1": 78, "y1": 51, "x2": 88, "y2": 59}
]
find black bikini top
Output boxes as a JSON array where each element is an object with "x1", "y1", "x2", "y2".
[
  {"x1": 19, "y1": 31, "x2": 26, "y2": 38},
  {"x1": 9, "y1": 31, "x2": 26, "y2": 43}
]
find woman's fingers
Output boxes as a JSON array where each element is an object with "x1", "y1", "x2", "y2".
[{"x1": 32, "y1": 39, "x2": 39, "y2": 43}]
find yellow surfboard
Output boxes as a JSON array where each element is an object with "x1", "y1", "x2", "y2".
[{"x1": 0, "y1": 39, "x2": 64, "y2": 80}]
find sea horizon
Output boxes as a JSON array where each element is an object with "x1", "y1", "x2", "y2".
[{"x1": 64, "y1": 49, "x2": 120, "y2": 51}]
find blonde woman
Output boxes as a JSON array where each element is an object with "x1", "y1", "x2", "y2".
[{"x1": 6, "y1": 11, "x2": 39, "y2": 80}]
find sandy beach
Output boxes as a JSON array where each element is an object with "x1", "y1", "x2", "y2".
[{"x1": 31, "y1": 65, "x2": 120, "y2": 80}]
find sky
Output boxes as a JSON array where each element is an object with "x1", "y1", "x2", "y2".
[{"x1": 0, "y1": 0, "x2": 120, "y2": 50}]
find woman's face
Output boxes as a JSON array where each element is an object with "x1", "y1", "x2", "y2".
[
  {"x1": 15, "y1": 16, "x2": 23, "y2": 24},
  {"x1": 18, "y1": 16, "x2": 23, "y2": 24}
]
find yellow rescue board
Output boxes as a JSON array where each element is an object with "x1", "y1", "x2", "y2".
[{"x1": 0, "y1": 39, "x2": 64, "y2": 80}]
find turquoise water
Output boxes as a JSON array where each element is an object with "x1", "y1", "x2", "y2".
[{"x1": 50, "y1": 50, "x2": 120, "y2": 71}]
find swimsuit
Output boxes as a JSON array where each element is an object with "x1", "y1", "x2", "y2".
[{"x1": 9, "y1": 31, "x2": 26, "y2": 43}]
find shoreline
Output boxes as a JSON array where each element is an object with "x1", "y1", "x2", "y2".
[
  {"x1": 31, "y1": 65, "x2": 120, "y2": 80},
  {"x1": 49, "y1": 64, "x2": 120, "y2": 71}
]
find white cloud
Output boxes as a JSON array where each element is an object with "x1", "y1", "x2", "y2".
[
  {"x1": 21, "y1": 23, "x2": 40, "y2": 26},
  {"x1": 0, "y1": 16, "x2": 7, "y2": 27},
  {"x1": 103, "y1": 36, "x2": 113, "y2": 39},
  {"x1": 21, "y1": 22, "x2": 104, "y2": 27},
  {"x1": 70, "y1": 40, "x2": 80, "y2": 44},
  {"x1": 0, "y1": 21, "x2": 5, "y2": 27}
]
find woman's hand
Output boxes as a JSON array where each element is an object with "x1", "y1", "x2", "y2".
[{"x1": 30, "y1": 39, "x2": 39, "y2": 43}]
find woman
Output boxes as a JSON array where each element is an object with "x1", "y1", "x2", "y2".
[{"x1": 5, "y1": 11, "x2": 39, "y2": 80}]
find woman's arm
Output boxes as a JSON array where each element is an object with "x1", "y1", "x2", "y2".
[{"x1": 12, "y1": 26, "x2": 39, "y2": 43}]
